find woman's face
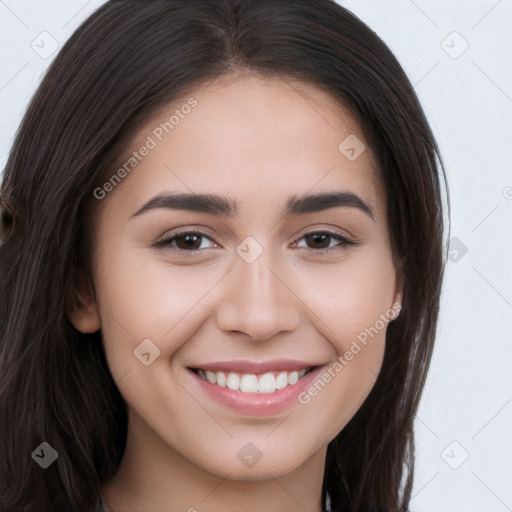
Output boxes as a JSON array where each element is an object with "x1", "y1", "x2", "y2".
[{"x1": 73, "y1": 74, "x2": 402, "y2": 480}]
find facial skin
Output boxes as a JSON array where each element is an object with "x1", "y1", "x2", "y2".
[{"x1": 69, "y1": 73, "x2": 402, "y2": 512}]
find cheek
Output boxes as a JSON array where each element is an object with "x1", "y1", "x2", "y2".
[
  {"x1": 300, "y1": 248, "x2": 396, "y2": 350},
  {"x1": 291, "y1": 250, "x2": 395, "y2": 421},
  {"x1": 92, "y1": 241, "x2": 222, "y2": 373}
]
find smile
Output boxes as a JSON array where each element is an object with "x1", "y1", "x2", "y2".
[{"x1": 192, "y1": 367, "x2": 313, "y2": 393}]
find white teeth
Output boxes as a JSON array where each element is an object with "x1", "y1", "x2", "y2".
[
  {"x1": 216, "y1": 371, "x2": 226, "y2": 387},
  {"x1": 226, "y1": 373, "x2": 240, "y2": 391},
  {"x1": 240, "y1": 374, "x2": 258, "y2": 393},
  {"x1": 195, "y1": 367, "x2": 311, "y2": 393},
  {"x1": 275, "y1": 372, "x2": 288, "y2": 390},
  {"x1": 288, "y1": 371, "x2": 298, "y2": 385},
  {"x1": 257, "y1": 373, "x2": 275, "y2": 393}
]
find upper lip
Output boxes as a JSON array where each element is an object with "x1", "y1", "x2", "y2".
[{"x1": 188, "y1": 359, "x2": 323, "y2": 374}]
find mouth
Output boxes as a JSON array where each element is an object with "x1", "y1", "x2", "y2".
[
  {"x1": 189, "y1": 366, "x2": 316, "y2": 394},
  {"x1": 187, "y1": 360, "x2": 328, "y2": 416}
]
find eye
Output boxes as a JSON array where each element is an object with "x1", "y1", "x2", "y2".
[
  {"x1": 292, "y1": 231, "x2": 359, "y2": 255},
  {"x1": 153, "y1": 230, "x2": 216, "y2": 252}
]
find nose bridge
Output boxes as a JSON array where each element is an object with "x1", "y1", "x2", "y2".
[
  {"x1": 241, "y1": 249, "x2": 280, "y2": 302},
  {"x1": 215, "y1": 241, "x2": 300, "y2": 340}
]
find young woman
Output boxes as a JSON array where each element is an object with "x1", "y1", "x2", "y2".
[{"x1": 0, "y1": 0, "x2": 448, "y2": 511}]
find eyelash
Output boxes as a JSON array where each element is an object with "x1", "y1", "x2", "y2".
[{"x1": 152, "y1": 229, "x2": 360, "y2": 256}]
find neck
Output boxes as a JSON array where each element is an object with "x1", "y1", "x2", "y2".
[{"x1": 100, "y1": 412, "x2": 327, "y2": 512}]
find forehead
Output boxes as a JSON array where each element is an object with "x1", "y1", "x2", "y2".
[{"x1": 102, "y1": 73, "x2": 384, "y2": 221}]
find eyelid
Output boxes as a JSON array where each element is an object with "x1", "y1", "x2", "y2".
[
  {"x1": 292, "y1": 224, "x2": 359, "y2": 244},
  {"x1": 153, "y1": 228, "x2": 218, "y2": 250},
  {"x1": 291, "y1": 231, "x2": 358, "y2": 249}
]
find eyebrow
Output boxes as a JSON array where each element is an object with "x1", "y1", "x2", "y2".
[{"x1": 131, "y1": 191, "x2": 375, "y2": 221}]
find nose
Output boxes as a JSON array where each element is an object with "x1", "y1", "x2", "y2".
[{"x1": 215, "y1": 248, "x2": 301, "y2": 341}]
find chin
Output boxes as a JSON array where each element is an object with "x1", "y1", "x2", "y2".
[{"x1": 198, "y1": 448, "x2": 316, "y2": 482}]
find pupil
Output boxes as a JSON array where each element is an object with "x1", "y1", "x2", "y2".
[
  {"x1": 307, "y1": 233, "x2": 329, "y2": 249},
  {"x1": 178, "y1": 234, "x2": 200, "y2": 250}
]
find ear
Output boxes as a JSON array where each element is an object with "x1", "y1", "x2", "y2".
[{"x1": 66, "y1": 270, "x2": 101, "y2": 333}]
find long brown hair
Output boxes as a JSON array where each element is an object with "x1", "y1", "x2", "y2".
[{"x1": 0, "y1": 1, "x2": 449, "y2": 510}]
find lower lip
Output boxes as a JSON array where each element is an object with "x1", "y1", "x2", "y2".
[{"x1": 188, "y1": 366, "x2": 325, "y2": 417}]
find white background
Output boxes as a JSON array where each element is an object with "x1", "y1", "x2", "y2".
[{"x1": 0, "y1": 1, "x2": 511, "y2": 511}]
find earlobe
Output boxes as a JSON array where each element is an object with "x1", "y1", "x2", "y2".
[
  {"x1": 68, "y1": 303, "x2": 101, "y2": 333},
  {"x1": 393, "y1": 290, "x2": 403, "y2": 310},
  {"x1": 66, "y1": 273, "x2": 101, "y2": 333}
]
